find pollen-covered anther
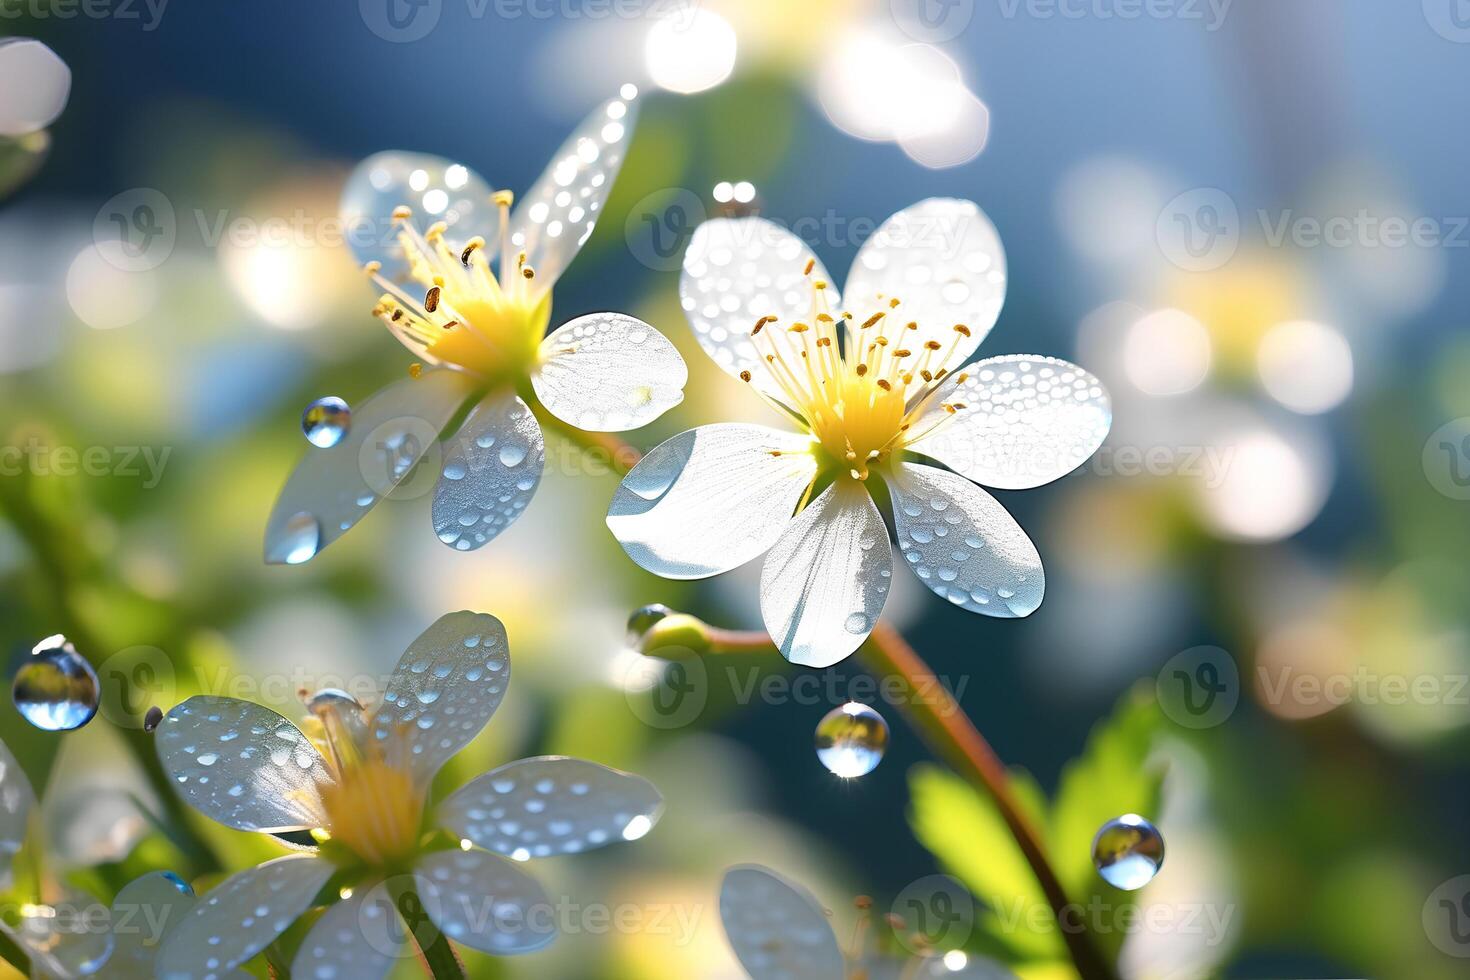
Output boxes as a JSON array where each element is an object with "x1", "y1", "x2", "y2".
[
  {"x1": 954, "y1": 323, "x2": 972, "y2": 337},
  {"x1": 860, "y1": 312, "x2": 885, "y2": 329},
  {"x1": 391, "y1": 205, "x2": 412, "y2": 222},
  {"x1": 362, "y1": 260, "x2": 382, "y2": 277},
  {"x1": 802, "y1": 257, "x2": 815, "y2": 275},
  {"x1": 491, "y1": 189, "x2": 514, "y2": 207},
  {"x1": 424, "y1": 285, "x2": 441, "y2": 313},
  {"x1": 855, "y1": 363, "x2": 869, "y2": 376},
  {"x1": 424, "y1": 221, "x2": 447, "y2": 242},
  {"x1": 460, "y1": 237, "x2": 485, "y2": 265},
  {"x1": 740, "y1": 370, "x2": 752, "y2": 382},
  {"x1": 408, "y1": 363, "x2": 423, "y2": 378}
]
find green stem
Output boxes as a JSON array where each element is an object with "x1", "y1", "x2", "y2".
[
  {"x1": 387, "y1": 878, "x2": 466, "y2": 980},
  {"x1": 704, "y1": 622, "x2": 1115, "y2": 979},
  {"x1": 0, "y1": 928, "x2": 32, "y2": 976},
  {"x1": 506, "y1": 415, "x2": 1117, "y2": 978},
  {"x1": 0, "y1": 476, "x2": 221, "y2": 874}
]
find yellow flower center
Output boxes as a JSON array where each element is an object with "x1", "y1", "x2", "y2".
[
  {"x1": 301, "y1": 689, "x2": 426, "y2": 868},
  {"x1": 742, "y1": 265, "x2": 972, "y2": 480},
  {"x1": 365, "y1": 191, "x2": 552, "y2": 384}
]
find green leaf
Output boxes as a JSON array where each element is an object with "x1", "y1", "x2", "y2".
[
  {"x1": 1050, "y1": 686, "x2": 1168, "y2": 896},
  {"x1": 908, "y1": 764, "x2": 1064, "y2": 962}
]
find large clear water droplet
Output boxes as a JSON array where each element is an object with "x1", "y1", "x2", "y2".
[
  {"x1": 814, "y1": 702, "x2": 889, "y2": 778},
  {"x1": 301, "y1": 396, "x2": 351, "y2": 448},
  {"x1": 1092, "y1": 814, "x2": 1164, "y2": 890},
  {"x1": 12, "y1": 634, "x2": 100, "y2": 731},
  {"x1": 281, "y1": 511, "x2": 320, "y2": 564}
]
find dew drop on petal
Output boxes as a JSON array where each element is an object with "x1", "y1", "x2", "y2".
[
  {"x1": 280, "y1": 512, "x2": 320, "y2": 564},
  {"x1": 626, "y1": 603, "x2": 672, "y2": 642},
  {"x1": 814, "y1": 702, "x2": 889, "y2": 778},
  {"x1": 1092, "y1": 814, "x2": 1164, "y2": 890},
  {"x1": 301, "y1": 396, "x2": 351, "y2": 448},
  {"x1": 12, "y1": 634, "x2": 99, "y2": 731}
]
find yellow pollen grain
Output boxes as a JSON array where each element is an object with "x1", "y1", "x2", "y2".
[
  {"x1": 408, "y1": 363, "x2": 422, "y2": 378},
  {"x1": 740, "y1": 370, "x2": 752, "y2": 382}
]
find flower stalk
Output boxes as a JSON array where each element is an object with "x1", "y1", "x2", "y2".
[
  {"x1": 565, "y1": 423, "x2": 1116, "y2": 979},
  {"x1": 387, "y1": 877, "x2": 467, "y2": 980}
]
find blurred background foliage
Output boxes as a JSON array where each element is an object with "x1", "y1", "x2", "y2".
[{"x1": 1, "y1": 1, "x2": 1468, "y2": 977}]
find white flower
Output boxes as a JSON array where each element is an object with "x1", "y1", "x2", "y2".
[
  {"x1": 152, "y1": 611, "x2": 663, "y2": 978},
  {"x1": 105, "y1": 872, "x2": 251, "y2": 980},
  {"x1": 265, "y1": 87, "x2": 688, "y2": 563},
  {"x1": 719, "y1": 864, "x2": 1017, "y2": 979},
  {"x1": 607, "y1": 200, "x2": 1112, "y2": 667},
  {"x1": 0, "y1": 738, "x2": 114, "y2": 977}
]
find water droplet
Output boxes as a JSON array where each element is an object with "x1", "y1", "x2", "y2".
[
  {"x1": 814, "y1": 702, "x2": 889, "y2": 778},
  {"x1": 843, "y1": 612, "x2": 871, "y2": 634},
  {"x1": 301, "y1": 396, "x2": 351, "y2": 448},
  {"x1": 143, "y1": 705, "x2": 163, "y2": 732},
  {"x1": 12, "y1": 634, "x2": 100, "y2": 732},
  {"x1": 626, "y1": 603, "x2": 672, "y2": 642},
  {"x1": 498, "y1": 444, "x2": 527, "y2": 467},
  {"x1": 281, "y1": 512, "x2": 320, "y2": 564},
  {"x1": 1092, "y1": 814, "x2": 1164, "y2": 890}
]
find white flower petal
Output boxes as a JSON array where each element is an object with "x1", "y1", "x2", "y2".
[
  {"x1": 760, "y1": 480, "x2": 891, "y2": 668},
  {"x1": 109, "y1": 873, "x2": 250, "y2": 980},
  {"x1": 413, "y1": 849, "x2": 555, "y2": 955},
  {"x1": 679, "y1": 216, "x2": 840, "y2": 400},
  {"x1": 885, "y1": 463, "x2": 1043, "y2": 618},
  {"x1": 719, "y1": 865, "x2": 845, "y2": 980},
  {"x1": 5, "y1": 885, "x2": 113, "y2": 978},
  {"x1": 0, "y1": 39, "x2": 70, "y2": 137},
  {"x1": 372, "y1": 611, "x2": 510, "y2": 784},
  {"x1": 508, "y1": 90, "x2": 639, "y2": 290},
  {"x1": 340, "y1": 152, "x2": 500, "y2": 283},
  {"x1": 265, "y1": 368, "x2": 480, "y2": 564},
  {"x1": 606, "y1": 424, "x2": 818, "y2": 579},
  {"x1": 156, "y1": 855, "x2": 332, "y2": 980},
  {"x1": 156, "y1": 697, "x2": 331, "y2": 833},
  {"x1": 531, "y1": 312, "x2": 687, "y2": 432},
  {"x1": 432, "y1": 390, "x2": 545, "y2": 552},
  {"x1": 0, "y1": 736, "x2": 35, "y2": 884},
  {"x1": 438, "y1": 756, "x2": 663, "y2": 858},
  {"x1": 844, "y1": 198, "x2": 1006, "y2": 361},
  {"x1": 906, "y1": 355, "x2": 1111, "y2": 490},
  {"x1": 291, "y1": 881, "x2": 401, "y2": 980}
]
